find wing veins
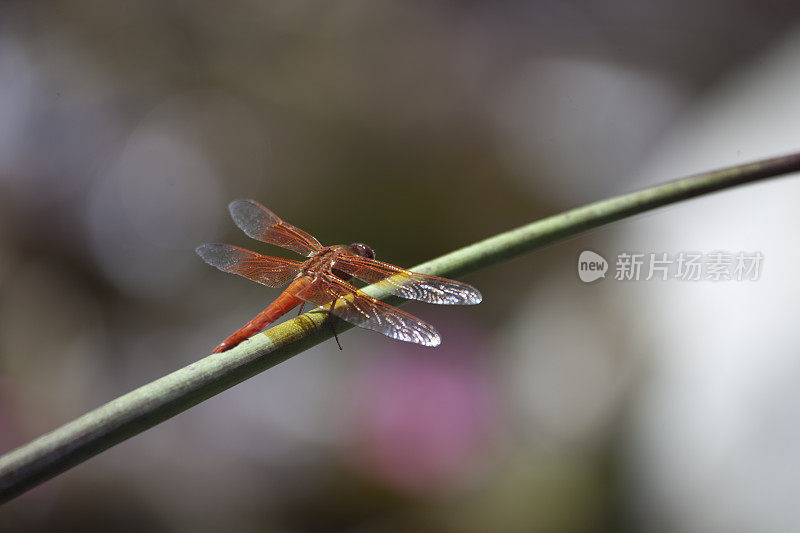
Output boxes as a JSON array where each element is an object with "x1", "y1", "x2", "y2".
[
  {"x1": 333, "y1": 256, "x2": 482, "y2": 305},
  {"x1": 295, "y1": 275, "x2": 441, "y2": 346}
]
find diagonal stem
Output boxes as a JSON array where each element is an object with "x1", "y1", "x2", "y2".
[{"x1": 2, "y1": 151, "x2": 800, "y2": 504}]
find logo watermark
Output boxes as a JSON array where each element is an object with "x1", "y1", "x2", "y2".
[
  {"x1": 578, "y1": 251, "x2": 763, "y2": 282},
  {"x1": 578, "y1": 251, "x2": 608, "y2": 283}
]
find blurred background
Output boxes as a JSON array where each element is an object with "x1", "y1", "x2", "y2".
[{"x1": 2, "y1": 1, "x2": 800, "y2": 531}]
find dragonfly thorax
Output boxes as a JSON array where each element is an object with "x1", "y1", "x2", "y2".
[
  {"x1": 302, "y1": 244, "x2": 375, "y2": 281},
  {"x1": 302, "y1": 246, "x2": 340, "y2": 277}
]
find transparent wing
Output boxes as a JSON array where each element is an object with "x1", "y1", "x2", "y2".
[
  {"x1": 295, "y1": 275, "x2": 441, "y2": 347},
  {"x1": 229, "y1": 199, "x2": 323, "y2": 257},
  {"x1": 333, "y1": 255, "x2": 482, "y2": 305},
  {"x1": 196, "y1": 243, "x2": 302, "y2": 287}
]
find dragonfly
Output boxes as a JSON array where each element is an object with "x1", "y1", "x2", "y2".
[{"x1": 196, "y1": 200, "x2": 482, "y2": 353}]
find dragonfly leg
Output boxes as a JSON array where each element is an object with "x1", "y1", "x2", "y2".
[
  {"x1": 328, "y1": 300, "x2": 343, "y2": 350},
  {"x1": 296, "y1": 302, "x2": 305, "y2": 316}
]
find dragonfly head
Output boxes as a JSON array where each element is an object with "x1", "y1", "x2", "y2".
[{"x1": 347, "y1": 243, "x2": 375, "y2": 259}]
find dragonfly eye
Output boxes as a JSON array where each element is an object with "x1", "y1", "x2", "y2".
[{"x1": 349, "y1": 243, "x2": 375, "y2": 259}]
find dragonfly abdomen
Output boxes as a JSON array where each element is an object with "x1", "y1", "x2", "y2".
[{"x1": 211, "y1": 277, "x2": 311, "y2": 353}]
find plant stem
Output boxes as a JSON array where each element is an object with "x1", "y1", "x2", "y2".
[{"x1": 2, "y1": 151, "x2": 800, "y2": 504}]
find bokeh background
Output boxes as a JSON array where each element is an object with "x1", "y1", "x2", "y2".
[{"x1": 2, "y1": 1, "x2": 800, "y2": 531}]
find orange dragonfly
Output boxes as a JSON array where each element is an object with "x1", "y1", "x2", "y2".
[{"x1": 197, "y1": 200, "x2": 482, "y2": 353}]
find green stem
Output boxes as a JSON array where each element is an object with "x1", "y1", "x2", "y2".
[{"x1": 2, "y1": 151, "x2": 800, "y2": 504}]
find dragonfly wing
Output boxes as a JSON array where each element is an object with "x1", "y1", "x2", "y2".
[
  {"x1": 295, "y1": 276, "x2": 441, "y2": 347},
  {"x1": 196, "y1": 243, "x2": 303, "y2": 287},
  {"x1": 333, "y1": 256, "x2": 482, "y2": 305},
  {"x1": 229, "y1": 199, "x2": 323, "y2": 257}
]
